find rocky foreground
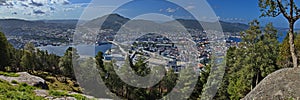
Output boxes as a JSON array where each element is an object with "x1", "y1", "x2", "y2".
[
  {"x1": 244, "y1": 68, "x2": 300, "y2": 100},
  {"x1": 0, "y1": 72, "x2": 110, "y2": 100}
]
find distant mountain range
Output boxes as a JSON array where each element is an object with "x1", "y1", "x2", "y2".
[
  {"x1": 0, "y1": 19, "x2": 76, "y2": 36},
  {"x1": 81, "y1": 14, "x2": 250, "y2": 33},
  {"x1": 0, "y1": 14, "x2": 256, "y2": 36}
]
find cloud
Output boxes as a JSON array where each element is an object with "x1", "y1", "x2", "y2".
[
  {"x1": 166, "y1": 8, "x2": 176, "y2": 13},
  {"x1": 0, "y1": 0, "x2": 71, "y2": 16},
  {"x1": 0, "y1": 0, "x2": 6, "y2": 5},
  {"x1": 33, "y1": 10, "x2": 46, "y2": 14},
  {"x1": 220, "y1": 17, "x2": 248, "y2": 23},
  {"x1": 63, "y1": 7, "x2": 74, "y2": 12},
  {"x1": 50, "y1": 0, "x2": 70, "y2": 5},
  {"x1": 185, "y1": 5, "x2": 195, "y2": 10}
]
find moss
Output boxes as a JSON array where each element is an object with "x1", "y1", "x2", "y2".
[
  {"x1": 46, "y1": 76, "x2": 82, "y2": 93},
  {"x1": 0, "y1": 79, "x2": 45, "y2": 100},
  {"x1": 49, "y1": 90, "x2": 68, "y2": 97},
  {"x1": 0, "y1": 71, "x2": 20, "y2": 77},
  {"x1": 49, "y1": 90, "x2": 89, "y2": 100}
]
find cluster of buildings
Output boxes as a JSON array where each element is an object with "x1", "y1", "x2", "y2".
[
  {"x1": 102, "y1": 29, "x2": 241, "y2": 73},
  {"x1": 7, "y1": 28, "x2": 74, "y2": 49}
]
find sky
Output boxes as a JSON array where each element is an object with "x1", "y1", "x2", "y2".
[{"x1": 0, "y1": 0, "x2": 299, "y2": 28}]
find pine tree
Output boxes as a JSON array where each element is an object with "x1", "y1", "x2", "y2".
[
  {"x1": 59, "y1": 47, "x2": 79, "y2": 78},
  {"x1": 20, "y1": 51, "x2": 34, "y2": 72},
  {"x1": 226, "y1": 21, "x2": 280, "y2": 99},
  {"x1": 0, "y1": 32, "x2": 10, "y2": 70}
]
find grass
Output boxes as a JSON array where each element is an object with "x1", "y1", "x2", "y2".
[
  {"x1": 49, "y1": 90, "x2": 89, "y2": 100},
  {"x1": 0, "y1": 71, "x2": 20, "y2": 77},
  {"x1": 0, "y1": 71, "x2": 92, "y2": 99},
  {"x1": 0, "y1": 79, "x2": 90, "y2": 100},
  {"x1": 45, "y1": 76, "x2": 82, "y2": 93},
  {"x1": 32, "y1": 71, "x2": 82, "y2": 92},
  {"x1": 0, "y1": 79, "x2": 45, "y2": 100}
]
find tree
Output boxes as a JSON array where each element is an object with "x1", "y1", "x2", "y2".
[
  {"x1": 0, "y1": 32, "x2": 9, "y2": 70},
  {"x1": 277, "y1": 36, "x2": 293, "y2": 68},
  {"x1": 95, "y1": 51, "x2": 104, "y2": 70},
  {"x1": 8, "y1": 47, "x2": 23, "y2": 72},
  {"x1": 59, "y1": 47, "x2": 79, "y2": 79},
  {"x1": 225, "y1": 21, "x2": 280, "y2": 99},
  {"x1": 23, "y1": 43, "x2": 37, "y2": 72},
  {"x1": 20, "y1": 51, "x2": 34, "y2": 72},
  {"x1": 259, "y1": 0, "x2": 300, "y2": 68},
  {"x1": 214, "y1": 47, "x2": 236, "y2": 100},
  {"x1": 278, "y1": 33, "x2": 300, "y2": 68}
]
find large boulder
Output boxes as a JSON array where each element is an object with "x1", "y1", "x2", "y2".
[
  {"x1": 243, "y1": 68, "x2": 300, "y2": 100},
  {"x1": 0, "y1": 72, "x2": 48, "y2": 89}
]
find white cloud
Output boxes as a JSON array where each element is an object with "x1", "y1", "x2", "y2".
[
  {"x1": 166, "y1": 8, "x2": 176, "y2": 13},
  {"x1": 63, "y1": 7, "x2": 72, "y2": 11},
  {"x1": 0, "y1": 0, "x2": 71, "y2": 16},
  {"x1": 220, "y1": 17, "x2": 248, "y2": 23},
  {"x1": 185, "y1": 5, "x2": 195, "y2": 10}
]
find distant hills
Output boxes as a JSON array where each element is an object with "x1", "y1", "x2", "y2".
[
  {"x1": 0, "y1": 14, "x2": 252, "y2": 36},
  {"x1": 82, "y1": 14, "x2": 250, "y2": 33},
  {"x1": 0, "y1": 19, "x2": 76, "y2": 36}
]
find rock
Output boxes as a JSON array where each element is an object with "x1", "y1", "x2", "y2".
[
  {"x1": 243, "y1": 68, "x2": 300, "y2": 100},
  {"x1": 34, "y1": 89, "x2": 49, "y2": 97},
  {"x1": 0, "y1": 72, "x2": 48, "y2": 89},
  {"x1": 53, "y1": 97, "x2": 77, "y2": 100},
  {"x1": 0, "y1": 72, "x2": 111, "y2": 100}
]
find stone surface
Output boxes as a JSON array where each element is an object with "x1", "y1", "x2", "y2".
[
  {"x1": 0, "y1": 72, "x2": 48, "y2": 89},
  {"x1": 243, "y1": 68, "x2": 300, "y2": 100},
  {"x1": 0, "y1": 72, "x2": 111, "y2": 100},
  {"x1": 34, "y1": 89, "x2": 49, "y2": 97}
]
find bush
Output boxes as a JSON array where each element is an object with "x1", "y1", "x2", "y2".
[{"x1": 11, "y1": 80, "x2": 18, "y2": 84}]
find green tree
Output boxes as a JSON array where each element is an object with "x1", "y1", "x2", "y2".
[
  {"x1": 8, "y1": 47, "x2": 23, "y2": 72},
  {"x1": 59, "y1": 47, "x2": 79, "y2": 79},
  {"x1": 278, "y1": 33, "x2": 300, "y2": 68},
  {"x1": 259, "y1": 0, "x2": 300, "y2": 68},
  {"x1": 214, "y1": 47, "x2": 236, "y2": 99},
  {"x1": 0, "y1": 32, "x2": 10, "y2": 70},
  {"x1": 277, "y1": 36, "x2": 293, "y2": 68},
  {"x1": 226, "y1": 21, "x2": 280, "y2": 99},
  {"x1": 20, "y1": 51, "x2": 34, "y2": 73}
]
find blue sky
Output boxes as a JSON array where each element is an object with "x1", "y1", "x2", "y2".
[{"x1": 0, "y1": 0, "x2": 299, "y2": 28}]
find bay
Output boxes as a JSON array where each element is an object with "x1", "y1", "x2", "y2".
[{"x1": 38, "y1": 44, "x2": 112, "y2": 56}]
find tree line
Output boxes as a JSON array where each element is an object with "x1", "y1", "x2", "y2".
[{"x1": 0, "y1": 31, "x2": 77, "y2": 80}]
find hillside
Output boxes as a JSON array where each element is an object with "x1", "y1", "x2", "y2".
[
  {"x1": 82, "y1": 14, "x2": 249, "y2": 33},
  {"x1": 0, "y1": 19, "x2": 76, "y2": 36},
  {"x1": 244, "y1": 68, "x2": 300, "y2": 100},
  {"x1": 0, "y1": 71, "x2": 106, "y2": 100}
]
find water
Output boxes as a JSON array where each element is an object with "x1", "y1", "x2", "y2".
[
  {"x1": 38, "y1": 31, "x2": 289, "y2": 56},
  {"x1": 38, "y1": 44, "x2": 112, "y2": 56},
  {"x1": 228, "y1": 37, "x2": 241, "y2": 42},
  {"x1": 278, "y1": 31, "x2": 288, "y2": 43}
]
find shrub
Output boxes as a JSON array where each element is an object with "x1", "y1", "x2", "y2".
[{"x1": 11, "y1": 80, "x2": 18, "y2": 84}]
